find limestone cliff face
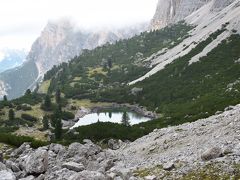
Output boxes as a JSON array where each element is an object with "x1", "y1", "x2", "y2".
[
  {"x1": 150, "y1": 0, "x2": 210, "y2": 30},
  {"x1": 28, "y1": 19, "x2": 147, "y2": 78}
]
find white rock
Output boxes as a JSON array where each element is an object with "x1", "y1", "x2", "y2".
[
  {"x1": 0, "y1": 170, "x2": 16, "y2": 180},
  {"x1": 25, "y1": 148, "x2": 48, "y2": 174},
  {"x1": 62, "y1": 162, "x2": 85, "y2": 172}
]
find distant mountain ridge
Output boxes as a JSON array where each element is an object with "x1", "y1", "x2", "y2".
[
  {"x1": 0, "y1": 49, "x2": 26, "y2": 73},
  {"x1": 0, "y1": 19, "x2": 148, "y2": 99}
]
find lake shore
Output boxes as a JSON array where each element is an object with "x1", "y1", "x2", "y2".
[{"x1": 63, "y1": 102, "x2": 159, "y2": 129}]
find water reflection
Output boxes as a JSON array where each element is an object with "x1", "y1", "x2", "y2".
[{"x1": 72, "y1": 111, "x2": 151, "y2": 128}]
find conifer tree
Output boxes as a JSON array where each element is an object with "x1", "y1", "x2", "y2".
[{"x1": 121, "y1": 111, "x2": 130, "y2": 126}]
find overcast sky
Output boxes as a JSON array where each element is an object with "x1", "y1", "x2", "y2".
[{"x1": 0, "y1": 0, "x2": 158, "y2": 51}]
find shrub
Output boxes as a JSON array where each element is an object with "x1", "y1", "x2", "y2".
[{"x1": 21, "y1": 114, "x2": 38, "y2": 122}]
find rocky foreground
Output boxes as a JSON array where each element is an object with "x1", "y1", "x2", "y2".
[{"x1": 1, "y1": 105, "x2": 240, "y2": 179}]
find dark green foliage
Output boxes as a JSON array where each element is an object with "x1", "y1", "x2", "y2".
[
  {"x1": 55, "y1": 89, "x2": 61, "y2": 104},
  {"x1": 21, "y1": 114, "x2": 38, "y2": 122},
  {"x1": 51, "y1": 105, "x2": 63, "y2": 140},
  {"x1": 8, "y1": 109, "x2": 15, "y2": 121},
  {"x1": 12, "y1": 93, "x2": 43, "y2": 106},
  {"x1": 42, "y1": 115, "x2": 49, "y2": 130},
  {"x1": 25, "y1": 89, "x2": 31, "y2": 96},
  {"x1": 3, "y1": 95, "x2": 7, "y2": 102},
  {"x1": 16, "y1": 104, "x2": 32, "y2": 111},
  {"x1": 55, "y1": 118, "x2": 62, "y2": 140},
  {"x1": 64, "y1": 122, "x2": 149, "y2": 143},
  {"x1": 41, "y1": 95, "x2": 52, "y2": 111},
  {"x1": 0, "y1": 133, "x2": 48, "y2": 148},
  {"x1": 62, "y1": 111, "x2": 75, "y2": 120}
]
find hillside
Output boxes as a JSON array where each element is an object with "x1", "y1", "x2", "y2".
[{"x1": 0, "y1": 19, "x2": 147, "y2": 99}]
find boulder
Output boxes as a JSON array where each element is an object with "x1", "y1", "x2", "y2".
[
  {"x1": 108, "y1": 139, "x2": 122, "y2": 150},
  {"x1": 67, "y1": 143, "x2": 86, "y2": 157},
  {"x1": 0, "y1": 162, "x2": 7, "y2": 171},
  {"x1": 11, "y1": 143, "x2": 31, "y2": 157},
  {"x1": 163, "y1": 162, "x2": 175, "y2": 171},
  {"x1": 44, "y1": 168, "x2": 77, "y2": 180},
  {"x1": 5, "y1": 160, "x2": 20, "y2": 172},
  {"x1": 25, "y1": 148, "x2": 48, "y2": 174},
  {"x1": 201, "y1": 147, "x2": 223, "y2": 161},
  {"x1": 0, "y1": 170, "x2": 16, "y2": 180},
  {"x1": 19, "y1": 175, "x2": 35, "y2": 180},
  {"x1": 144, "y1": 175, "x2": 157, "y2": 180},
  {"x1": 62, "y1": 162, "x2": 85, "y2": 172},
  {"x1": 49, "y1": 143, "x2": 66, "y2": 154},
  {"x1": 69, "y1": 170, "x2": 106, "y2": 180}
]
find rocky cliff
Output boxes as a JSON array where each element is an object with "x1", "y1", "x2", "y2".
[
  {"x1": 150, "y1": 0, "x2": 210, "y2": 30},
  {"x1": 1, "y1": 104, "x2": 240, "y2": 179}
]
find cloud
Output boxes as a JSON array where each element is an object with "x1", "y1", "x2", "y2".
[{"x1": 0, "y1": 0, "x2": 158, "y2": 50}]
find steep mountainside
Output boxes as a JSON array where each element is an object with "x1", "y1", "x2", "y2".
[
  {"x1": 0, "y1": 49, "x2": 26, "y2": 73},
  {"x1": 0, "y1": 19, "x2": 147, "y2": 99},
  {"x1": 134, "y1": 0, "x2": 240, "y2": 84},
  {"x1": 150, "y1": 0, "x2": 211, "y2": 30}
]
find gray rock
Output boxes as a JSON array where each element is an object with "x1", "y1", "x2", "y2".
[
  {"x1": 144, "y1": 175, "x2": 157, "y2": 180},
  {"x1": 25, "y1": 148, "x2": 48, "y2": 174},
  {"x1": 150, "y1": 0, "x2": 211, "y2": 30},
  {"x1": 131, "y1": 87, "x2": 143, "y2": 96},
  {"x1": 0, "y1": 162, "x2": 7, "y2": 171},
  {"x1": 5, "y1": 160, "x2": 20, "y2": 172},
  {"x1": 11, "y1": 143, "x2": 31, "y2": 157},
  {"x1": 36, "y1": 174, "x2": 45, "y2": 180},
  {"x1": 49, "y1": 143, "x2": 65, "y2": 154},
  {"x1": 0, "y1": 170, "x2": 16, "y2": 180},
  {"x1": 45, "y1": 168, "x2": 77, "y2": 180},
  {"x1": 108, "y1": 139, "x2": 121, "y2": 150},
  {"x1": 163, "y1": 162, "x2": 175, "y2": 171},
  {"x1": 201, "y1": 147, "x2": 223, "y2": 161},
  {"x1": 62, "y1": 162, "x2": 85, "y2": 172},
  {"x1": 19, "y1": 175, "x2": 35, "y2": 180},
  {"x1": 69, "y1": 170, "x2": 106, "y2": 180}
]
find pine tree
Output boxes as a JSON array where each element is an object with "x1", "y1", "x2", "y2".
[
  {"x1": 3, "y1": 95, "x2": 7, "y2": 102},
  {"x1": 121, "y1": 111, "x2": 130, "y2": 126},
  {"x1": 43, "y1": 95, "x2": 52, "y2": 110},
  {"x1": 55, "y1": 89, "x2": 61, "y2": 104},
  {"x1": 55, "y1": 118, "x2": 62, "y2": 140},
  {"x1": 25, "y1": 89, "x2": 31, "y2": 96},
  {"x1": 42, "y1": 115, "x2": 49, "y2": 130},
  {"x1": 8, "y1": 109, "x2": 15, "y2": 121},
  {"x1": 107, "y1": 58, "x2": 112, "y2": 69},
  {"x1": 53, "y1": 105, "x2": 62, "y2": 140}
]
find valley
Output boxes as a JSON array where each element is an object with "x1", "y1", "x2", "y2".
[{"x1": 0, "y1": 0, "x2": 240, "y2": 179}]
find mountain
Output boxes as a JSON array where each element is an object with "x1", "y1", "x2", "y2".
[
  {"x1": 0, "y1": 49, "x2": 26, "y2": 73},
  {"x1": 133, "y1": 0, "x2": 240, "y2": 84},
  {"x1": 0, "y1": 19, "x2": 148, "y2": 99},
  {"x1": 150, "y1": 0, "x2": 236, "y2": 30}
]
